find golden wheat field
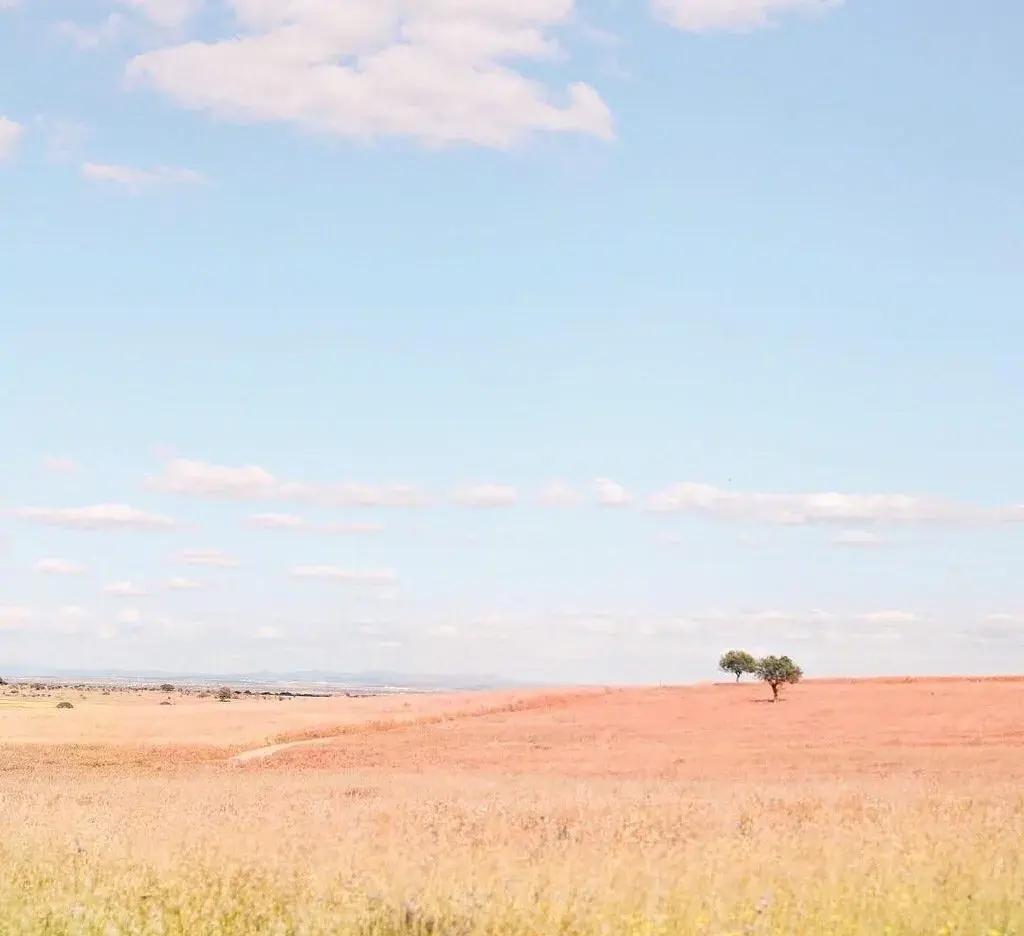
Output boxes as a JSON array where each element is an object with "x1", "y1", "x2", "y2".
[{"x1": 2, "y1": 678, "x2": 1023, "y2": 935}]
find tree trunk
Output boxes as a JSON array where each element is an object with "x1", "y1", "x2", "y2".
[
  {"x1": 771, "y1": 683, "x2": 779, "y2": 702},
  {"x1": 736, "y1": 673, "x2": 741, "y2": 683}
]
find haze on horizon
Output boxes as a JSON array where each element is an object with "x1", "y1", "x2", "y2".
[{"x1": 2, "y1": 0, "x2": 1023, "y2": 684}]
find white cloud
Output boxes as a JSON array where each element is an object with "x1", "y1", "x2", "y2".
[
  {"x1": 34, "y1": 558, "x2": 87, "y2": 575},
  {"x1": 17, "y1": 503, "x2": 176, "y2": 530},
  {"x1": 118, "y1": 607, "x2": 142, "y2": 624},
  {"x1": 180, "y1": 548, "x2": 239, "y2": 568},
  {"x1": 985, "y1": 613, "x2": 1022, "y2": 624},
  {"x1": 322, "y1": 521, "x2": 385, "y2": 534},
  {"x1": 0, "y1": 606, "x2": 32, "y2": 631},
  {"x1": 119, "y1": 0, "x2": 200, "y2": 29},
  {"x1": 150, "y1": 457, "x2": 424, "y2": 507},
  {"x1": 291, "y1": 565, "x2": 398, "y2": 585},
  {"x1": 594, "y1": 477, "x2": 631, "y2": 507},
  {"x1": 0, "y1": 117, "x2": 24, "y2": 161},
  {"x1": 453, "y1": 484, "x2": 517, "y2": 508},
  {"x1": 250, "y1": 512, "x2": 305, "y2": 529},
  {"x1": 832, "y1": 529, "x2": 886, "y2": 548},
  {"x1": 57, "y1": 606, "x2": 91, "y2": 634},
  {"x1": 42, "y1": 455, "x2": 78, "y2": 474},
  {"x1": 647, "y1": 482, "x2": 1001, "y2": 525},
  {"x1": 104, "y1": 581, "x2": 149, "y2": 598},
  {"x1": 57, "y1": 14, "x2": 126, "y2": 50},
  {"x1": 82, "y1": 161, "x2": 207, "y2": 193},
  {"x1": 60, "y1": 605, "x2": 91, "y2": 620},
  {"x1": 652, "y1": 0, "x2": 840, "y2": 32},
  {"x1": 248, "y1": 513, "x2": 384, "y2": 534},
  {"x1": 858, "y1": 610, "x2": 920, "y2": 625},
  {"x1": 538, "y1": 480, "x2": 581, "y2": 506},
  {"x1": 127, "y1": 0, "x2": 613, "y2": 149},
  {"x1": 255, "y1": 625, "x2": 282, "y2": 640},
  {"x1": 168, "y1": 576, "x2": 203, "y2": 590}
]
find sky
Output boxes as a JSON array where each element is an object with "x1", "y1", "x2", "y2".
[{"x1": 2, "y1": 0, "x2": 1023, "y2": 684}]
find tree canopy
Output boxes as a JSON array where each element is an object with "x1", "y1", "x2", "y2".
[
  {"x1": 755, "y1": 655, "x2": 803, "y2": 701},
  {"x1": 718, "y1": 650, "x2": 757, "y2": 682}
]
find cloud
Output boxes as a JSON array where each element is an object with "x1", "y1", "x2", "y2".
[
  {"x1": 322, "y1": 521, "x2": 386, "y2": 534},
  {"x1": 127, "y1": 0, "x2": 613, "y2": 149},
  {"x1": 42, "y1": 455, "x2": 78, "y2": 474},
  {"x1": 103, "y1": 581, "x2": 149, "y2": 597},
  {"x1": 180, "y1": 548, "x2": 239, "y2": 568},
  {"x1": 34, "y1": 558, "x2": 87, "y2": 575},
  {"x1": 832, "y1": 529, "x2": 887, "y2": 548},
  {"x1": 0, "y1": 116, "x2": 24, "y2": 161},
  {"x1": 290, "y1": 565, "x2": 398, "y2": 585},
  {"x1": 651, "y1": 0, "x2": 841, "y2": 32},
  {"x1": 249, "y1": 513, "x2": 385, "y2": 534},
  {"x1": 57, "y1": 606, "x2": 91, "y2": 634},
  {"x1": 150, "y1": 457, "x2": 424, "y2": 507},
  {"x1": 60, "y1": 606, "x2": 91, "y2": 620},
  {"x1": 0, "y1": 606, "x2": 32, "y2": 631},
  {"x1": 647, "y1": 482, "x2": 1005, "y2": 525},
  {"x1": 538, "y1": 481, "x2": 581, "y2": 506},
  {"x1": 858, "y1": 610, "x2": 920, "y2": 625},
  {"x1": 453, "y1": 484, "x2": 517, "y2": 508},
  {"x1": 255, "y1": 625, "x2": 282, "y2": 640},
  {"x1": 168, "y1": 576, "x2": 203, "y2": 590},
  {"x1": 57, "y1": 14, "x2": 126, "y2": 50},
  {"x1": 119, "y1": 0, "x2": 201, "y2": 29},
  {"x1": 82, "y1": 162, "x2": 207, "y2": 193},
  {"x1": 594, "y1": 478, "x2": 631, "y2": 507},
  {"x1": 985, "y1": 613, "x2": 1022, "y2": 624},
  {"x1": 17, "y1": 503, "x2": 176, "y2": 530},
  {"x1": 250, "y1": 512, "x2": 305, "y2": 529},
  {"x1": 118, "y1": 607, "x2": 142, "y2": 625}
]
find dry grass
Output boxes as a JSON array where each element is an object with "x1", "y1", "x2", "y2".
[{"x1": 1, "y1": 679, "x2": 1022, "y2": 934}]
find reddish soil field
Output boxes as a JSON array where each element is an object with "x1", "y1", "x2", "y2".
[
  {"x1": 259, "y1": 678, "x2": 1024, "y2": 780},
  {"x1": 4, "y1": 678, "x2": 1023, "y2": 781}
]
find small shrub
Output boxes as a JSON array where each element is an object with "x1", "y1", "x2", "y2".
[
  {"x1": 160, "y1": 683, "x2": 175, "y2": 693},
  {"x1": 56, "y1": 701, "x2": 74, "y2": 710},
  {"x1": 217, "y1": 687, "x2": 234, "y2": 702},
  {"x1": 160, "y1": 700, "x2": 172, "y2": 706}
]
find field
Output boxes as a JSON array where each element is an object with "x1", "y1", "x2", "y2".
[{"x1": 2, "y1": 678, "x2": 1023, "y2": 935}]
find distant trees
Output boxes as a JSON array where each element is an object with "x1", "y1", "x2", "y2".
[
  {"x1": 718, "y1": 650, "x2": 757, "y2": 682},
  {"x1": 718, "y1": 652, "x2": 804, "y2": 702},
  {"x1": 755, "y1": 655, "x2": 803, "y2": 702}
]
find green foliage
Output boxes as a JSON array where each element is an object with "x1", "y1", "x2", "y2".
[
  {"x1": 755, "y1": 655, "x2": 803, "y2": 701},
  {"x1": 718, "y1": 650, "x2": 758, "y2": 682}
]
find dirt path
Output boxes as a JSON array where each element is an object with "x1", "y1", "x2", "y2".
[{"x1": 228, "y1": 688, "x2": 608, "y2": 765}]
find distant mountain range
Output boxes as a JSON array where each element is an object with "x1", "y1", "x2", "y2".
[{"x1": 2, "y1": 666, "x2": 521, "y2": 692}]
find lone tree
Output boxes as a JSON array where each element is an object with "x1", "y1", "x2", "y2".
[
  {"x1": 755, "y1": 655, "x2": 803, "y2": 702},
  {"x1": 719, "y1": 650, "x2": 757, "y2": 682}
]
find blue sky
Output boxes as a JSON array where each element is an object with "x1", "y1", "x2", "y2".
[{"x1": 2, "y1": 0, "x2": 1023, "y2": 682}]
